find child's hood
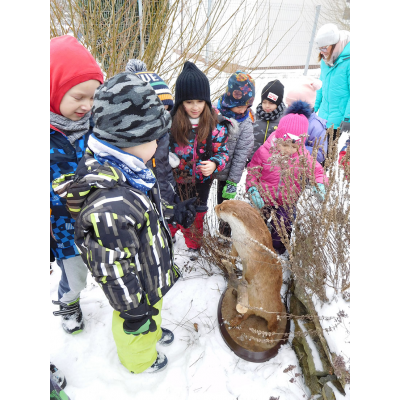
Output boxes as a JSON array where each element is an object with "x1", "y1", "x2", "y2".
[{"x1": 50, "y1": 35, "x2": 104, "y2": 115}]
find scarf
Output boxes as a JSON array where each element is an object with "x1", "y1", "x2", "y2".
[
  {"x1": 324, "y1": 30, "x2": 350, "y2": 67},
  {"x1": 50, "y1": 111, "x2": 90, "y2": 145},
  {"x1": 94, "y1": 153, "x2": 156, "y2": 194},
  {"x1": 217, "y1": 97, "x2": 250, "y2": 122},
  {"x1": 88, "y1": 134, "x2": 156, "y2": 194},
  {"x1": 256, "y1": 102, "x2": 286, "y2": 122}
]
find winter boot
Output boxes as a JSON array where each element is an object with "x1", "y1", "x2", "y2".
[
  {"x1": 158, "y1": 327, "x2": 174, "y2": 346},
  {"x1": 136, "y1": 352, "x2": 168, "y2": 373},
  {"x1": 53, "y1": 299, "x2": 85, "y2": 335},
  {"x1": 50, "y1": 362, "x2": 67, "y2": 390}
]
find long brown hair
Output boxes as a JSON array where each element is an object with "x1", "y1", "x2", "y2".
[
  {"x1": 318, "y1": 43, "x2": 336, "y2": 62},
  {"x1": 171, "y1": 102, "x2": 218, "y2": 146}
]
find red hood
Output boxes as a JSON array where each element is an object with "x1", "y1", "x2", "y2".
[{"x1": 50, "y1": 35, "x2": 104, "y2": 115}]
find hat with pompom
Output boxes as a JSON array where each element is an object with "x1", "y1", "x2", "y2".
[
  {"x1": 274, "y1": 101, "x2": 312, "y2": 144},
  {"x1": 92, "y1": 72, "x2": 171, "y2": 148},
  {"x1": 125, "y1": 59, "x2": 174, "y2": 111},
  {"x1": 285, "y1": 77, "x2": 322, "y2": 108}
]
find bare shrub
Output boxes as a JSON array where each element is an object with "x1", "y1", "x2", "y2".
[
  {"x1": 50, "y1": 0, "x2": 301, "y2": 95},
  {"x1": 247, "y1": 127, "x2": 350, "y2": 303}
]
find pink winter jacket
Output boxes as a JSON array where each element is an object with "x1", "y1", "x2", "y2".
[{"x1": 246, "y1": 132, "x2": 327, "y2": 206}]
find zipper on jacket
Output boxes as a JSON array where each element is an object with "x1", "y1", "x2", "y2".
[{"x1": 264, "y1": 121, "x2": 270, "y2": 143}]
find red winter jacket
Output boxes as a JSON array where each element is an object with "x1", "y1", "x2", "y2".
[{"x1": 246, "y1": 132, "x2": 327, "y2": 206}]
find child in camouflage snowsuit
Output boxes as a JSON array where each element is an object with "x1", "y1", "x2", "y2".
[{"x1": 53, "y1": 73, "x2": 197, "y2": 373}]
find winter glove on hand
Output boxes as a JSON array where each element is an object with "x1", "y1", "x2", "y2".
[
  {"x1": 222, "y1": 180, "x2": 237, "y2": 200},
  {"x1": 248, "y1": 186, "x2": 264, "y2": 209},
  {"x1": 312, "y1": 183, "x2": 326, "y2": 202},
  {"x1": 120, "y1": 303, "x2": 159, "y2": 336},
  {"x1": 174, "y1": 197, "x2": 197, "y2": 229},
  {"x1": 194, "y1": 204, "x2": 208, "y2": 213},
  {"x1": 339, "y1": 119, "x2": 350, "y2": 134}
]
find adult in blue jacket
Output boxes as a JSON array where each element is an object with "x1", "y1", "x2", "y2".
[{"x1": 314, "y1": 23, "x2": 350, "y2": 141}]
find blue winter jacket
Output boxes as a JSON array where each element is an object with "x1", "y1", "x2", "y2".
[
  {"x1": 50, "y1": 126, "x2": 90, "y2": 260},
  {"x1": 315, "y1": 42, "x2": 350, "y2": 129}
]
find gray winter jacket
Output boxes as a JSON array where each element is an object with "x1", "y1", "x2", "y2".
[
  {"x1": 214, "y1": 116, "x2": 254, "y2": 183},
  {"x1": 249, "y1": 115, "x2": 282, "y2": 161}
]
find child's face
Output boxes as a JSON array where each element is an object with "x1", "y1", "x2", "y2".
[
  {"x1": 121, "y1": 140, "x2": 158, "y2": 164},
  {"x1": 59, "y1": 79, "x2": 101, "y2": 121},
  {"x1": 276, "y1": 141, "x2": 299, "y2": 156},
  {"x1": 182, "y1": 100, "x2": 206, "y2": 119},
  {"x1": 262, "y1": 100, "x2": 278, "y2": 113},
  {"x1": 231, "y1": 105, "x2": 248, "y2": 114}
]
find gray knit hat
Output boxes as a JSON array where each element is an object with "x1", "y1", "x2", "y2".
[
  {"x1": 315, "y1": 23, "x2": 340, "y2": 48},
  {"x1": 92, "y1": 72, "x2": 171, "y2": 147}
]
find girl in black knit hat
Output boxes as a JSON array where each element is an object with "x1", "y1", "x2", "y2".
[
  {"x1": 249, "y1": 79, "x2": 286, "y2": 160},
  {"x1": 169, "y1": 61, "x2": 231, "y2": 260}
]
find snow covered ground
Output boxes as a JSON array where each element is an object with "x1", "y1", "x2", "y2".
[
  {"x1": 50, "y1": 235, "x2": 308, "y2": 400},
  {"x1": 50, "y1": 69, "x2": 350, "y2": 399}
]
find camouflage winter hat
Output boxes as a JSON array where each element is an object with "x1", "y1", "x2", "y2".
[{"x1": 92, "y1": 72, "x2": 171, "y2": 147}]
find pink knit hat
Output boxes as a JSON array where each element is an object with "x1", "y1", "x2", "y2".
[
  {"x1": 285, "y1": 77, "x2": 322, "y2": 108},
  {"x1": 274, "y1": 101, "x2": 312, "y2": 144}
]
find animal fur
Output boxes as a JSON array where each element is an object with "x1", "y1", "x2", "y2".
[{"x1": 215, "y1": 200, "x2": 284, "y2": 333}]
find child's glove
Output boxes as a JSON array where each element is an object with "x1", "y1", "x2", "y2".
[
  {"x1": 339, "y1": 119, "x2": 350, "y2": 134},
  {"x1": 120, "y1": 303, "x2": 160, "y2": 336},
  {"x1": 248, "y1": 186, "x2": 265, "y2": 209},
  {"x1": 174, "y1": 197, "x2": 197, "y2": 229},
  {"x1": 312, "y1": 183, "x2": 326, "y2": 202},
  {"x1": 222, "y1": 180, "x2": 237, "y2": 200}
]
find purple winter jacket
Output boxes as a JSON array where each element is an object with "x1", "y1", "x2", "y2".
[{"x1": 305, "y1": 112, "x2": 328, "y2": 164}]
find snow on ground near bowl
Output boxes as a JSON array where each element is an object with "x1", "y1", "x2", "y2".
[{"x1": 51, "y1": 244, "x2": 307, "y2": 400}]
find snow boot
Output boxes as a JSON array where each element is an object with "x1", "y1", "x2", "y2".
[
  {"x1": 187, "y1": 248, "x2": 199, "y2": 261},
  {"x1": 53, "y1": 299, "x2": 85, "y2": 335},
  {"x1": 134, "y1": 352, "x2": 168, "y2": 373},
  {"x1": 158, "y1": 327, "x2": 174, "y2": 346},
  {"x1": 50, "y1": 362, "x2": 67, "y2": 390}
]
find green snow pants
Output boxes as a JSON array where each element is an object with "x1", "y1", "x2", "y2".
[{"x1": 112, "y1": 298, "x2": 163, "y2": 374}]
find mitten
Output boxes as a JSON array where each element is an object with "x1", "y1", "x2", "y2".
[
  {"x1": 339, "y1": 119, "x2": 350, "y2": 134},
  {"x1": 120, "y1": 303, "x2": 159, "y2": 336},
  {"x1": 222, "y1": 180, "x2": 237, "y2": 200},
  {"x1": 174, "y1": 197, "x2": 197, "y2": 229},
  {"x1": 312, "y1": 183, "x2": 326, "y2": 202},
  {"x1": 248, "y1": 186, "x2": 265, "y2": 209}
]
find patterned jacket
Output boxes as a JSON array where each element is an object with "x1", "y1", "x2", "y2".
[
  {"x1": 50, "y1": 126, "x2": 89, "y2": 260},
  {"x1": 53, "y1": 142, "x2": 180, "y2": 313},
  {"x1": 169, "y1": 120, "x2": 229, "y2": 184},
  {"x1": 214, "y1": 113, "x2": 254, "y2": 183}
]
